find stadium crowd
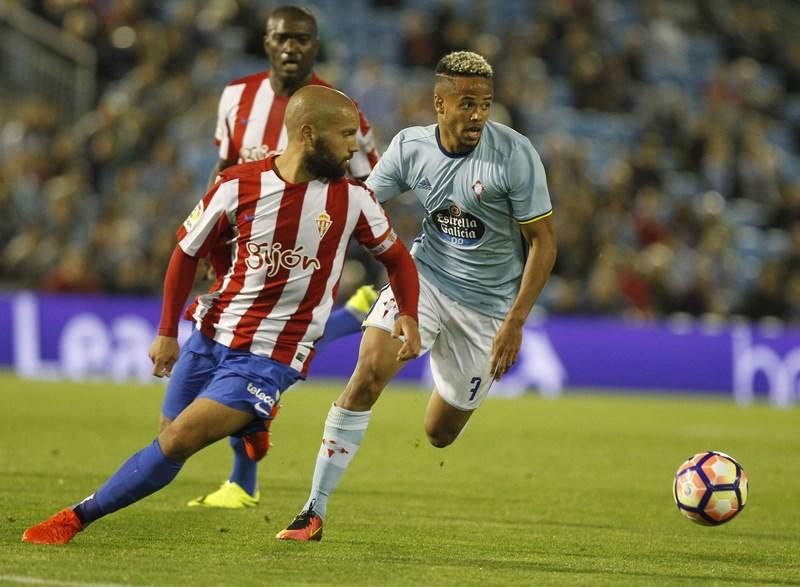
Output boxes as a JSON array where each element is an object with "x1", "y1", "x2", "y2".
[{"x1": 2, "y1": 0, "x2": 800, "y2": 323}]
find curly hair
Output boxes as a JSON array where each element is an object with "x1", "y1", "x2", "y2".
[{"x1": 435, "y1": 51, "x2": 494, "y2": 78}]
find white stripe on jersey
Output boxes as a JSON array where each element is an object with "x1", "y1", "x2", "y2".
[
  {"x1": 240, "y1": 80, "x2": 273, "y2": 158},
  {"x1": 215, "y1": 84, "x2": 245, "y2": 161},
  {"x1": 178, "y1": 180, "x2": 236, "y2": 257}
]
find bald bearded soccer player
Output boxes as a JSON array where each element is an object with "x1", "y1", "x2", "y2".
[
  {"x1": 195, "y1": 6, "x2": 384, "y2": 509},
  {"x1": 21, "y1": 86, "x2": 421, "y2": 546}
]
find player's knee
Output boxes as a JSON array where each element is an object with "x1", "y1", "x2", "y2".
[
  {"x1": 341, "y1": 363, "x2": 390, "y2": 409},
  {"x1": 158, "y1": 423, "x2": 204, "y2": 461},
  {"x1": 425, "y1": 425, "x2": 458, "y2": 448},
  {"x1": 158, "y1": 415, "x2": 172, "y2": 434},
  {"x1": 356, "y1": 368, "x2": 386, "y2": 400}
]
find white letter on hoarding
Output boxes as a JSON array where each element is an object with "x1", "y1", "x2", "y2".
[
  {"x1": 109, "y1": 317, "x2": 158, "y2": 382},
  {"x1": 732, "y1": 328, "x2": 792, "y2": 407},
  {"x1": 12, "y1": 292, "x2": 43, "y2": 377},
  {"x1": 11, "y1": 293, "x2": 60, "y2": 378},
  {"x1": 59, "y1": 314, "x2": 111, "y2": 380}
]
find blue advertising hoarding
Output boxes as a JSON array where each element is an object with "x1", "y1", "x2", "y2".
[{"x1": 0, "y1": 292, "x2": 797, "y2": 406}]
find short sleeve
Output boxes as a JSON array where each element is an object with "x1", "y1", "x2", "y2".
[
  {"x1": 176, "y1": 179, "x2": 236, "y2": 257},
  {"x1": 365, "y1": 132, "x2": 411, "y2": 203},
  {"x1": 507, "y1": 140, "x2": 552, "y2": 224}
]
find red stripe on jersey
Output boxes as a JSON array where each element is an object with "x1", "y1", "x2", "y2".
[
  {"x1": 357, "y1": 109, "x2": 371, "y2": 135},
  {"x1": 271, "y1": 180, "x2": 350, "y2": 366},
  {"x1": 356, "y1": 105, "x2": 378, "y2": 169},
  {"x1": 262, "y1": 95, "x2": 288, "y2": 151},
  {"x1": 230, "y1": 78, "x2": 263, "y2": 162},
  {"x1": 229, "y1": 182, "x2": 308, "y2": 350},
  {"x1": 309, "y1": 73, "x2": 331, "y2": 88},
  {"x1": 367, "y1": 149, "x2": 379, "y2": 168},
  {"x1": 198, "y1": 176, "x2": 262, "y2": 339}
]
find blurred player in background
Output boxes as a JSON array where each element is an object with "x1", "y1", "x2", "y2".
[
  {"x1": 21, "y1": 85, "x2": 421, "y2": 546},
  {"x1": 277, "y1": 51, "x2": 557, "y2": 541},
  {"x1": 195, "y1": 5, "x2": 381, "y2": 509}
]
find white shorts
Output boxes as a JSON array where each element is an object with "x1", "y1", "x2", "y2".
[{"x1": 363, "y1": 275, "x2": 503, "y2": 411}]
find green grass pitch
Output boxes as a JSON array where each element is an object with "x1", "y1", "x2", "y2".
[{"x1": 0, "y1": 373, "x2": 798, "y2": 586}]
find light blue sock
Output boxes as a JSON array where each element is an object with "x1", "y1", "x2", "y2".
[
  {"x1": 315, "y1": 307, "x2": 363, "y2": 353},
  {"x1": 228, "y1": 436, "x2": 258, "y2": 496},
  {"x1": 74, "y1": 439, "x2": 183, "y2": 525},
  {"x1": 302, "y1": 404, "x2": 371, "y2": 519}
]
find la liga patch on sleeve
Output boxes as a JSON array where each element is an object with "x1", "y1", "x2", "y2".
[{"x1": 183, "y1": 201, "x2": 204, "y2": 230}]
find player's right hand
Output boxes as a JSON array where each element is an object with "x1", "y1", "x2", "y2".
[
  {"x1": 149, "y1": 336, "x2": 180, "y2": 377},
  {"x1": 392, "y1": 315, "x2": 421, "y2": 361}
]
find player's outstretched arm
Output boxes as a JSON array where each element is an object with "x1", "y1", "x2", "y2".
[
  {"x1": 490, "y1": 215, "x2": 557, "y2": 379},
  {"x1": 149, "y1": 246, "x2": 200, "y2": 377}
]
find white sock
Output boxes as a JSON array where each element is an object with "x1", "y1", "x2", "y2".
[{"x1": 302, "y1": 403, "x2": 371, "y2": 519}]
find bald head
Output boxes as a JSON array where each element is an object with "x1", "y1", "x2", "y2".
[
  {"x1": 285, "y1": 85, "x2": 358, "y2": 137},
  {"x1": 281, "y1": 85, "x2": 360, "y2": 180}
]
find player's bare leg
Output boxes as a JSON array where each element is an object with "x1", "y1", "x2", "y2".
[
  {"x1": 158, "y1": 399, "x2": 254, "y2": 461},
  {"x1": 336, "y1": 327, "x2": 407, "y2": 409},
  {"x1": 277, "y1": 327, "x2": 406, "y2": 541},
  {"x1": 158, "y1": 414, "x2": 172, "y2": 433},
  {"x1": 424, "y1": 389, "x2": 475, "y2": 448},
  {"x1": 161, "y1": 400, "x2": 260, "y2": 508},
  {"x1": 160, "y1": 399, "x2": 264, "y2": 508}
]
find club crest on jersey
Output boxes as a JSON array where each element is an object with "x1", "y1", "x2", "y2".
[
  {"x1": 472, "y1": 179, "x2": 484, "y2": 202},
  {"x1": 245, "y1": 241, "x2": 321, "y2": 276},
  {"x1": 316, "y1": 210, "x2": 332, "y2": 238},
  {"x1": 183, "y1": 201, "x2": 204, "y2": 230}
]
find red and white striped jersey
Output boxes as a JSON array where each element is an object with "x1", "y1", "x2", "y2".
[
  {"x1": 176, "y1": 156, "x2": 397, "y2": 376},
  {"x1": 214, "y1": 71, "x2": 379, "y2": 178}
]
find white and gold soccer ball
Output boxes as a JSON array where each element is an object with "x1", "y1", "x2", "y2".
[{"x1": 673, "y1": 451, "x2": 749, "y2": 526}]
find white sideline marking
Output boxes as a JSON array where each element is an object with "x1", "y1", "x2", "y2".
[{"x1": 0, "y1": 575, "x2": 147, "y2": 587}]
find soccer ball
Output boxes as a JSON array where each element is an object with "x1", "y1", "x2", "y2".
[{"x1": 673, "y1": 451, "x2": 749, "y2": 526}]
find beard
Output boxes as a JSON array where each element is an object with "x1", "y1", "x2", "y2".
[{"x1": 305, "y1": 138, "x2": 347, "y2": 179}]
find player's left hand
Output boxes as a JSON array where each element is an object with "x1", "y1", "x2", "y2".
[
  {"x1": 489, "y1": 318, "x2": 524, "y2": 380},
  {"x1": 149, "y1": 336, "x2": 180, "y2": 377},
  {"x1": 392, "y1": 315, "x2": 421, "y2": 361}
]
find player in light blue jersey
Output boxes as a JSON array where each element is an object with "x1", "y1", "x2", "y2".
[{"x1": 277, "y1": 51, "x2": 557, "y2": 541}]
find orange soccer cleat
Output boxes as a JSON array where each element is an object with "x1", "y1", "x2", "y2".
[
  {"x1": 275, "y1": 510, "x2": 323, "y2": 541},
  {"x1": 22, "y1": 508, "x2": 83, "y2": 545}
]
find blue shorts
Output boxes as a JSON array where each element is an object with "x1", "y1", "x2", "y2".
[{"x1": 162, "y1": 329, "x2": 302, "y2": 435}]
